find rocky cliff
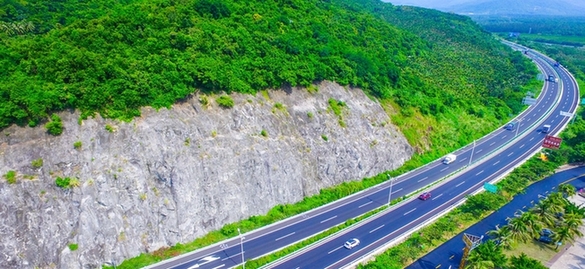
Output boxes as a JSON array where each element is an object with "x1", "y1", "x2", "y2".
[{"x1": 0, "y1": 81, "x2": 413, "y2": 268}]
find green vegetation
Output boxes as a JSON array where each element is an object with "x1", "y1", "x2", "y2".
[
  {"x1": 260, "y1": 130, "x2": 268, "y2": 137},
  {"x1": 321, "y1": 134, "x2": 328, "y2": 141},
  {"x1": 0, "y1": 0, "x2": 532, "y2": 136},
  {"x1": 73, "y1": 141, "x2": 82, "y2": 150},
  {"x1": 216, "y1": 96, "x2": 234, "y2": 109},
  {"x1": 474, "y1": 15, "x2": 585, "y2": 42},
  {"x1": 31, "y1": 158, "x2": 43, "y2": 168},
  {"x1": 105, "y1": 124, "x2": 115, "y2": 133},
  {"x1": 55, "y1": 177, "x2": 73, "y2": 189},
  {"x1": 68, "y1": 243, "x2": 79, "y2": 251},
  {"x1": 45, "y1": 114, "x2": 63, "y2": 136},
  {"x1": 4, "y1": 170, "x2": 16, "y2": 184}
]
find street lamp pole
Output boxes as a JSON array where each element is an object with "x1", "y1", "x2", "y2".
[
  {"x1": 387, "y1": 174, "x2": 394, "y2": 207},
  {"x1": 238, "y1": 228, "x2": 245, "y2": 269},
  {"x1": 515, "y1": 119, "x2": 522, "y2": 137},
  {"x1": 468, "y1": 140, "x2": 476, "y2": 166}
]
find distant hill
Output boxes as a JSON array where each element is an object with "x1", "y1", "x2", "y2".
[
  {"x1": 386, "y1": 0, "x2": 585, "y2": 16},
  {"x1": 447, "y1": 0, "x2": 585, "y2": 16}
]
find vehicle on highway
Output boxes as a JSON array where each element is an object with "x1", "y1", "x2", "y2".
[
  {"x1": 442, "y1": 154, "x2": 456, "y2": 164},
  {"x1": 542, "y1": 124, "x2": 551, "y2": 133},
  {"x1": 504, "y1": 122, "x2": 517, "y2": 130},
  {"x1": 344, "y1": 238, "x2": 360, "y2": 249},
  {"x1": 418, "y1": 192, "x2": 431, "y2": 201}
]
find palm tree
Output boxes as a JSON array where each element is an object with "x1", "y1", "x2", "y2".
[
  {"x1": 506, "y1": 217, "x2": 532, "y2": 243},
  {"x1": 489, "y1": 225, "x2": 513, "y2": 249},
  {"x1": 552, "y1": 225, "x2": 578, "y2": 250},
  {"x1": 509, "y1": 253, "x2": 548, "y2": 269},
  {"x1": 518, "y1": 211, "x2": 542, "y2": 239},
  {"x1": 466, "y1": 240, "x2": 507, "y2": 268},
  {"x1": 531, "y1": 198, "x2": 560, "y2": 226},
  {"x1": 565, "y1": 202, "x2": 585, "y2": 218},
  {"x1": 558, "y1": 183, "x2": 577, "y2": 197},
  {"x1": 564, "y1": 213, "x2": 584, "y2": 229}
]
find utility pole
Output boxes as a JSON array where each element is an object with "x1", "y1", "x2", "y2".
[
  {"x1": 238, "y1": 228, "x2": 245, "y2": 269},
  {"x1": 387, "y1": 174, "x2": 394, "y2": 207},
  {"x1": 468, "y1": 140, "x2": 476, "y2": 166}
]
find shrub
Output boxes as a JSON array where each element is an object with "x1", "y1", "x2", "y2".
[
  {"x1": 68, "y1": 244, "x2": 78, "y2": 251},
  {"x1": 321, "y1": 135, "x2": 329, "y2": 141},
  {"x1": 307, "y1": 112, "x2": 314, "y2": 119},
  {"x1": 217, "y1": 95, "x2": 234, "y2": 108},
  {"x1": 45, "y1": 114, "x2": 63, "y2": 136},
  {"x1": 260, "y1": 130, "x2": 268, "y2": 137},
  {"x1": 31, "y1": 158, "x2": 43, "y2": 168},
  {"x1": 73, "y1": 141, "x2": 82, "y2": 149},
  {"x1": 105, "y1": 124, "x2": 115, "y2": 133},
  {"x1": 199, "y1": 95, "x2": 209, "y2": 106},
  {"x1": 4, "y1": 170, "x2": 16, "y2": 184},
  {"x1": 55, "y1": 177, "x2": 71, "y2": 188}
]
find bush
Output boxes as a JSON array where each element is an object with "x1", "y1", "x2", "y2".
[
  {"x1": 260, "y1": 130, "x2": 268, "y2": 137},
  {"x1": 73, "y1": 141, "x2": 82, "y2": 149},
  {"x1": 217, "y1": 95, "x2": 234, "y2": 108},
  {"x1": 68, "y1": 243, "x2": 78, "y2": 251},
  {"x1": 45, "y1": 114, "x2": 63, "y2": 136},
  {"x1": 55, "y1": 177, "x2": 71, "y2": 188},
  {"x1": 31, "y1": 158, "x2": 43, "y2": 168},
  {"x1": 4, "y1": 170, "x2": 16, "y2": 184},
  {"x1": 105, "y1": 124, "x2": 115, "y2": 133}
]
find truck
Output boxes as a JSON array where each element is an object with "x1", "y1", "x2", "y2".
[
  {"x1": 542, "y1": 124, "x2": 551, "y2": 133},
  {"x1": 443, "y1": 154, "x2": 456, "y2": 165}
]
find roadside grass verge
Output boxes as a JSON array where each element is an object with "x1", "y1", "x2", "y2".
[{"x1": 504, "y1": 240, "x2": 557, "y2": 265}]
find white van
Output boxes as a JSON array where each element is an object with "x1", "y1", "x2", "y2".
[{"x1": 443, "y1": 154, "x2": 456, "y2": 164}]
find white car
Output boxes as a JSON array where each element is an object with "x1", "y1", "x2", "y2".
[{"x1": 344, "y1": 238, "x2": 360, "y2": 249}]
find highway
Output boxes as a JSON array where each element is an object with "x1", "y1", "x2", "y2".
[{"x1": 147, "y1": 44, "x2": 579, "y2": 269}]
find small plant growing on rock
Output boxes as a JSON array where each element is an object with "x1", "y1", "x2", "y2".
[
  {"x1": 321, "y1": 135, "x2": 329, "y2": 141},
  {"x1": 307, "y1": 84, "x2": 319, "y2": 94},
  {"x1": 105, "y1": 124, "x2": 115, "y2": 133},
  {"x1": 4, "y1": 170, "x2": 17, "y2": 184},
  {"x1": 68, "y1": 243, "x2": 78, "y2": 251},
  {"x1": 216, "y1": 95, "x2": 234, "y2": 108},
  {"x1": 211, "y1": 130, "x2": 217, "y2": 138},
  {"x1": 73, "y1": 141, "x2": 82, "y2": 150},
  {"x1": 45, "y1": 114, "x2": 63, "y2": 136},
  {"x1": 139, "y1": 193, "x2": 147, "y2": 201},
  {"x1": 307, "y1": 112, "x2": 314, "y2": 119},
  {"x1": 184, "y1": 137, "x2": 191, "y2": 146},
  {"x1": 261, "y1": 129, "x2": 268, "y2": 137},
  {"x1": 55, "y1": 177, "x2": 71, "y2": 188},
  {"x1": 199, "y1": 95, "x2": 209, "y2": 106},
  {"x1": 31, "y1": 158, "x2": 43, "y2": 168},
  {"x1": 69, "y1": 178, "x2": 81, "y2": 188}
]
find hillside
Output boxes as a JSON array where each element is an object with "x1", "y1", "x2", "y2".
[{"x1": 448, "y1": 0, "x2": 585, "y2": 16}]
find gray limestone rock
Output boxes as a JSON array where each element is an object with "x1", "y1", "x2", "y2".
[{"x1": 0, "y1": 81, "x2": 413, "y2": 268}]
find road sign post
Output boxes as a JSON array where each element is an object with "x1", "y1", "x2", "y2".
[{"x1": 542, "y1": 135, "x2": 562, "y2": 150}]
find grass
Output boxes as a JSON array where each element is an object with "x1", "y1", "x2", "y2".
[{"x1": 504, "y1": 240, "x2": 558, "y2": 264}]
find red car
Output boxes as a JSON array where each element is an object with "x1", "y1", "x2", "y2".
[{"x1": 419, "y1": 192, "x2": 431, "y2": 201}]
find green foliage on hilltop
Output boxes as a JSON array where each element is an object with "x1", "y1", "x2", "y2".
[{"x1": 0, "y1": 0, "x2": 534, "y2": 140}]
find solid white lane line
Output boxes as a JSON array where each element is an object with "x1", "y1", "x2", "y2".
[
  {"x1": 369, "y1": 225, "x2": 385, "y2": 234},
  {"x1": 320, "y1": 216, "x2": 337, "y2": 224},
  {"x1": 456, "y1": 181, "x2": 466, "y2": 188},
  {"x1": 476, "y1": 170, "x2": 484, "y2": 176},
  {"x1": 328, "y1": 246, "x2": 343, "y2": 254},
  {"x1": 520, "y1": 144, "x2": 525, "y2": 149},
  {"x1": 431, "y1": 193, "x2": 443, "y2": 201},
  {"x1": 490, "y1": 142, "x2": 495, "y2": 146},
  {"x1": 508, "y1": 152, "x2": 514, "y2": 157},
  {"x1": 392, "y1": 188, "x2": 403, "y2": 194},
  {"x1": 440, "y1": 167, "x2": 449, "y2": 172},
  {"x1": 275, "y1": 232, "x2": 296, "y2": 242},
  {"x1": 418, "y1": 177, "x2": 428, "y2": 182},
  {"x1": 359, "y1": 201, "x2": 373, "y2": 208},
  {"x1": 212, "y1": 265, "x2": 225, "y2": 269},
  {"x1": 404, "y1": 208, "x2": 417, "y2": 215},
  {"x1": 493, "y1": 160, "x2": 500, "y2": 166}
]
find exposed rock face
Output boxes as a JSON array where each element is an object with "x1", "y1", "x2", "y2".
[{"x1": 0, "y1": 81, "x2": 413, "y2": 268}]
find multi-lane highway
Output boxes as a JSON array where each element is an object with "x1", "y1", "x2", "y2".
[{"x1": 148, "y1": 44, "x2": 579, "y2": 269}]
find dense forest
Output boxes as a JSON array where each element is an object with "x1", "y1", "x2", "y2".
[
  {"x1": 1, "y1": 0, "x2": 536, "y2": 152},
  {"x1": 473, "y1": 15, "x2": 585, "y2": 38}
]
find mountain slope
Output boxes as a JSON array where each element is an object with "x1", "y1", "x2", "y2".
[{"x1": 446, "y1": 0, "x2": 585, "y2": 16}]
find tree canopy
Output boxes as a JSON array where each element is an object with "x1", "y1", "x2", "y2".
[{"x1": 0, "y1": 0, "x2": 536, "y2": 130}]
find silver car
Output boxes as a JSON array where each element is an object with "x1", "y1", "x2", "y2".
[{"x1": 344, "y1": 238, "x2": 360, "y2": 249}]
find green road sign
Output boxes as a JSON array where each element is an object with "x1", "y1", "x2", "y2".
[{"x1": 484, "y1": 182, "x2": 498, "y2": 193}]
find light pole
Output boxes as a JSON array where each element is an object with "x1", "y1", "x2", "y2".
[
  {"x1": 387, "y1": 174, "x2": 394, "y2": 207},
  {"x1": 515, "y1": 119, "x2": 523, "y2": 137},
  {"x1": 238, "y1": 228, "x2": 245, "y2": 269},
  {"x1": 468, "y1": 140, "x2": 476, "y2": 166}
]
